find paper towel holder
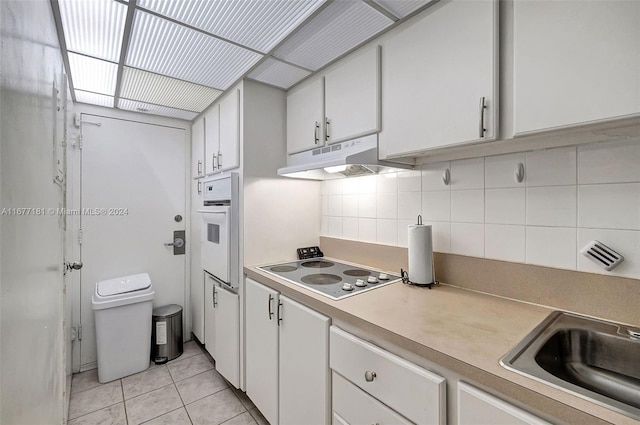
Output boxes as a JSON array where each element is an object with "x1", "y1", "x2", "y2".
[{"x1": 402, "y1": 215, "x2": 439, "y2": 289}]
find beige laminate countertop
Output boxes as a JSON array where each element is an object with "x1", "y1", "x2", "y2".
[{"x1": 245, "y1": 259, "x2": 639, "y2": 425}]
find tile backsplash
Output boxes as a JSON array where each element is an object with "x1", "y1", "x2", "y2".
[{"x1": 320, "y1": 139, "x2": 640, "y2": 280}]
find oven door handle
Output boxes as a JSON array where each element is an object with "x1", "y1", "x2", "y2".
[{"x1": 197, "y1": 210, "x2": 227, "y2": 214}]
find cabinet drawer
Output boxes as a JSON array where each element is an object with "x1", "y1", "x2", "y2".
[
  {"x1": 330, "y1": 326, "x2": 445, "y2": 425},
  {"x1": 333, "y1": 372, "x2": 411, "y2": 425}
]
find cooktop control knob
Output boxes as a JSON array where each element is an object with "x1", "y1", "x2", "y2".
[
  {"x1": 342, "y1": 283, "x2": 354, "y2": 291},
  {"x1": 379, "y1": 273, "x2": 389, "y2": 280},
  {"x1": 355, "y1": 279, "x2": 367, "y2": 287},
  {"x1": 367, "y1": 276, "x2": 379, "y2": 284}
]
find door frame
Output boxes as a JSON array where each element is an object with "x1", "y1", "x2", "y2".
[{"x1": 69, "y1": 105, "x2": 193, "y2": 372}]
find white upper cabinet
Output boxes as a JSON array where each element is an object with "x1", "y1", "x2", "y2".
[
  {"x1": 513, "y1": 1, "x2": 640, "y2": 135},
  {"x1": 204, "y1": 104, "x2": 219, "y2": 175},
  {"x1": 324, "y1": 45, "x2": 380, "y2": 144},
  {"x1": 219, "y1": 89, "x2": 240, "y2": 171},
  {"x1": 191, "y1": 117, "x2": 205, "y2": 179},
  {"x1": 287, "y1": 77, "x2": 324, "y2": 154},
  {"x1": 380, "y1": 0, "x2": 498, "y2": 158}
]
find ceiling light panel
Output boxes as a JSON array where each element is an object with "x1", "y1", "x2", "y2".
[
  {"x1": 119, "y1": 99, "x2": 199, "y2": 121},
  {"x1": 74, "y1": 90, "x2": 114, "y2": 108},
  {"x1": 273, "y1": 1, "x2": 393, "y2": 71},
  {"x1": 121, "y1": 67, "x2": 222, "y2": 112},
  {"x1": 68, "y1": 53, "x2": 118, "y2": 95},
  {"x1": 247, "y1": 58, "x2": 311, "y2": 89},
  {"x1": 127, "y1": 11, "x2": 263, "y2": 90},
  {"x1": 372, "y1": 0, "x2": 434, "y2": 18},
  {"x1": 137, "y1": 0, "x2": 326, "y2": 53},
  {"x1": 58, "y1": 0, "x2": 127, "y2": 61}
]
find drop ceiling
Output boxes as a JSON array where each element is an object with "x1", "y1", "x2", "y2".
[{"x1": 52, "y1": 0, "x2": 434, "y2": 121}]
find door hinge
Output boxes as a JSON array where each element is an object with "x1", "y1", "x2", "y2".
[
  {"x1": 71, "y1": 326, "x2": 76, "y2": 341},
  {"x1": 78, "y1": 324, "x2": 83, "y2": 341},
  {"x1": 77, "y1": 229, "x2": 83, "y2": 245},
  {"x1": 78, "y1": 134, "x2": 83, "y2": 150}
]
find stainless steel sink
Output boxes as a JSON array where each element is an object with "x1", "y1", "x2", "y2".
[{"x1": 501, "y1": 311, "x2": 640, "y2": 420}]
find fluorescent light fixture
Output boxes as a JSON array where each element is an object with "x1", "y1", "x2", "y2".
[
  {"x1": 247, "y1": 58, "x2": 311, "y2": 89},
  {"x1": 74, "y1": 90, "x2": 114, "y2": 108},
  {"x1": 126, "y1": 11, "x2": 263, "y2": 89},
  {"x1": 121, "y1": 67, "x2": 222, "y2": 112},
  {"x1": 372, "y1": 0, "x2": 434, "y2": 18},
  {"x1": 136, "y1": 0, "x2": 325, "y2": 53},
  {"x1": 324, "y1": 165, "x2": 347, "y2": 174},
  {"x1": 274, "y1": 1, "x2": 393, "y2": 71},
  {"x1": 119, "y1": 99, "x2": 199, "y2": 121},
  {"x1": 68, "y1": 53, "x2": 118, "y2": 95},
  {"x1": 58, "y1": 0, "x2": 127, "y2": 61}
]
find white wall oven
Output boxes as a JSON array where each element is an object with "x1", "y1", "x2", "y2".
[{"x1": 199, "y1": 173, "x2": 239, "y2": 290}]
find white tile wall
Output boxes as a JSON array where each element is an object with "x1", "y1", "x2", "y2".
[{"x1": 320, "y1": 139, "x2": 640, "y2": 279}]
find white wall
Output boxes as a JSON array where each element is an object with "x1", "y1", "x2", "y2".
[
  {"x1": 1, "y1": 0, "x2": 68, "y2": 423},
  {"x1": 321, "y1": 139, "x2": 640, "y2": 280}
]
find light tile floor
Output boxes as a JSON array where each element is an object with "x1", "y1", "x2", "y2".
[{"x1": 68, "y1": 341, "x2": 269, "y2": 425}]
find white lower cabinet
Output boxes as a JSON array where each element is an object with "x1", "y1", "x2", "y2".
[
  {"x1": 204, "y1": 273, "x2": 240, "y2": 388},
  {"x1": 330, "y1": 326, "x2": 446, "y2": 425},
  {"x1": 245, "y1": 278, "x2": 331, "y2": 425},
  {"x1": 457, "y1": 382, "x2": 551, "y2": 425},
  {"x1": 332, "y1": 372, "x2": 411, "y2": 425}
]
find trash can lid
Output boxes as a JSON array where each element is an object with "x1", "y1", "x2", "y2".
[
  {"x1": 97, "y1": 273, "x2": 151, "y2": 297},
  {"x1": 153, "y1": 304, "x2": 182, "y2": 317}
]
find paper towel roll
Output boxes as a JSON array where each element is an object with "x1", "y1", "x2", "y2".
[{"x1": 408, "y1": 224, "x2": 434, "y2": 285}]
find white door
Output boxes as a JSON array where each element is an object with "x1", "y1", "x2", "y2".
[
  {"x1": 287, "y1": 77, "x2": 325, "y2": 154},
  {"x1": 245, "y1": 278, "x2": 279, "y2": 425},
  {"x1": 214, "y1": 284, "x2": 240, "y2": 389},
  {"x1": 380, "y1": 0, "x2": 498, "y2": 158},
  {"x1": 325, "y1": 46, "x2": 380, "y2": 144},
  {"x1": 279, "y1": 295, "x2": 330, "y2": 425},
  {"x1": 219, "y1": 89, "x2": 240, "y2": 171},
  {"x1": 79, "y1": 114, "x2": 186, "y2": 370},
  {"x1": 205, "y1": 104, "x2": 219, "y2": 174}
]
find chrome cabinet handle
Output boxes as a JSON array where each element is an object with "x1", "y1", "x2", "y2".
[
  {"x1": 217, "y1": 153, "x2": 222, "y2": 170},
  {"x1": 277, "y1": 300, "x2": 283, "y2": 326},
  {"x1": 197, "y1": 180, "x2": 202, "y2": 195},
  {"x1": 268, "y1": 294, "x2": 274, "y2": 320},
  {"x1": 364, "y1": 370, "x2": 377, "y2": 382},
  {"x1": 314, "y1": 121, "x2": 320, "y2": 144},
  {"x1": 325, "y1": 117, "x2": 330, "y2": 142},
  {"x1": 212, "y1": 153, "x2": 217, "y2": 171},
  {"x1": 197, "y1": 160, "x2": 202, "y2": 175},
  {"x1": 479, "y1": 96, "x2": 487, "y2": 138}
]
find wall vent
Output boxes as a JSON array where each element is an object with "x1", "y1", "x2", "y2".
[{"x1": 580, "y1": 240, "x2": 624, "y2": 271}]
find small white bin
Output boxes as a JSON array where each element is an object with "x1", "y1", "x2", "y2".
[{"x1": 92, "y1": 273, "x2": 154, "y2": 383}]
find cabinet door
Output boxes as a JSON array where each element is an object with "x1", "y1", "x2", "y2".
[
  {"x1": 213, "y1": 285, "x2": 240, "y2": 388},
  {"x1": 245, "y1": 279, "x2": 279, "y2": 425},
  {"x1": 191, "y1": 117, "x2": 205, "y2": 178},
  {"x1": 190, "y1": 194, "x2": 204, "y2": 341},
  {"x1": 325, "y1": 46, "x2": 380, "y2": 144},
  {"x1": 219, "y1": 89, "x2": 240, "y2": 171},
  {"x1": 204, "y1": 104, "x2": 219, "y2": 175},
  {"x1": 458, "y1": 382, "x2": 551, "y2": 425},
  {"x1": 513, "y1": 1, "x2": 640, "y2": 134},
  {"x1": 287, "y1": 77, "x2": 324, "y2": 154},
  {"x1": 279, "y1": 295, "x2": 330, "y2": 425},
  {"x1": 204, "y1": 274, "x2": 216, "y2": 355},
  {"x1": 380, "y1": 0, "x2": 498, "y2": 158}
]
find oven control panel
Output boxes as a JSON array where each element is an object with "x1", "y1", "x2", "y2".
[{"x1": 297, "y1": 246, "x2": 324, "y2": 260}]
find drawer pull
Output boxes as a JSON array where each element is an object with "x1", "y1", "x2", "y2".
[{"x1": 364, "y1": 370, "x2": 377, "y2": 382}]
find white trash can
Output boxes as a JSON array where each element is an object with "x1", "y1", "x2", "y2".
[{"x1": 92, "y1": 272, "x2": 154, "y2": 383}]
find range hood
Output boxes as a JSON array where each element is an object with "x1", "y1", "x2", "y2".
[{"x1": 277, "y1": 134, "x2": 413, "y2": 180}]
